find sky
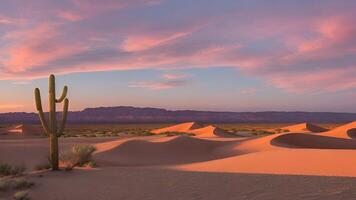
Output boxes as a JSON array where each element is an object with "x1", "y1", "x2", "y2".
[{"x1": 0, "y1": 0, "x2": 355, "y2": 113}]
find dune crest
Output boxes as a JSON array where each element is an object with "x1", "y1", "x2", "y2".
[
  {"x1": 317, "y1": 121, "x2": 356, "y2": 139},
  {"x1": 152, "y1": 122, "x2": 236, "y2": 138},
  {"x1": 190, "y1": 125, "x2": 236, "y2": 138},
  {"x1": 282, "y1": 122, "x2": 327, "y2": 133},
  {"x1": 151, "y1": 122, "x2": 203, "y2": 134}
]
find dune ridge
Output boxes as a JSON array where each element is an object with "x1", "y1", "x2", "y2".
[
  {"x1": 173, "y1": 122, "x2": 356, "y2": 177},
  {"x1": 151, "y1": 122, "x2": 203, "y2": 134},
  {"x1": 151, "y1": 122, "x2": 236, "y2": 138},
  {"x1": 282, "y1": 122, "x2": 328, "y2": 133},
  {"x1": 319, "y1": 121, "x2": 356, "y2": 139}
]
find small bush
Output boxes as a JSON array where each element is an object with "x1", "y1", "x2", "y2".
[
  {"x1": 34, "y1": 162, "x2": 51, "y2": 171},
  {"x1": 84, "y1": 161, "x2": 97, "y2": 168},
  {"x1": 251, "y1": 130, "x2": 275, "y2": 135},
  {"x1": 0, "y1": 178, "x2": 10, "y2": 191},
  {"x1": 13, "y1": 190, "x2": 30, "y2": 200},
  {"x1": 0, "y1": 164, "x2": 26, "y2": 177},
  {"x1": 0, "y1": 177, "x2": 33, "y2": 192},
  {"x1": 164, "y1": 132, "x2": 195, "y2": 137},
  {"x1": 11, "y1": 166, "x2": 26, "y2": 176},
  {"x1": 60, "y1": 145, "x2": 96, "y2": 171},
  {"x1": 0, "y1": 164, "x2": 11, "y2": 176},
  {"x1": 11, "y1": 178, "x2": 34, "y2": 189}
]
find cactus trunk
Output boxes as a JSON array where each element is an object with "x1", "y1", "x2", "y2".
[{"x1": 34, "y1": 74, "x2": 69, "y2": 170}]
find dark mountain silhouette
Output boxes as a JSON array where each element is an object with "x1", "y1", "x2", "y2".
[{"x1": 0, "y1": 106, "x2": 355, "y2": 124}]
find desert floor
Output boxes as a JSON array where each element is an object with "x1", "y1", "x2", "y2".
[{"x1": 1, "y1": 121, "x2": 356, "y2": 200}]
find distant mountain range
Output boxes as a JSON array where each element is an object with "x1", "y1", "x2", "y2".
[{"x1": 0, "y1": 106, "x2": 355, "y2": 124}]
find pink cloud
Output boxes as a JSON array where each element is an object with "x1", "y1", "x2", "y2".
[
  {"x1": 121, "y1": 32, "x2": 191, "y2": 52},
  {"x1": 0, "y1": 16, "x2": 24, "y2": 25},
  {"x1": 128, "y1": 80, "x2": 189, "y2": 90},
  {"x1": 2, "y1": 23, "x2": 88, "y2": 75},
  {"x1": 0, "y1": 1, "x2": 355, "y2": 95},
  {"x1": 56, "y1": 0, "x2": 161, "y2": 22},
  {"x1": 163, "y1": 73, "x2": 191, "y2": 80},
  {"x1": 269, "y1": 66, "x2": 356, "y2": 93},
  {"x1": 57, "y1": 11, "x2": 84, "y2": 21}
]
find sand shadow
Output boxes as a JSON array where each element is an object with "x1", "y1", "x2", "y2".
[{"x1": 271, "y1": 133, "x2": 356, "y2": 149}]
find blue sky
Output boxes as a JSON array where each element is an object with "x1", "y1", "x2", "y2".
[{"x1": 0, "y1": 68, "x2": 354, "y2": 112}]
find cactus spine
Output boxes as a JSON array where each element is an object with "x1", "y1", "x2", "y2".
[{"x1": 34, "y1": 74, "x2": 69, "y2": 170}]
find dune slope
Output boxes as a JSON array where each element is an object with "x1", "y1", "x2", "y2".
[
  {"x1": 282, "y1": 122, "x2": 328, "y2": 133},
  {"x1": 319, "y1": 121, "x2": 356, "y2": 139},
  {"x1": 151, "y1": 122, "x2": 203, "y2": 134},
  {"x1": 94, "y1": 136, "x2": 239, "y2": 166}
]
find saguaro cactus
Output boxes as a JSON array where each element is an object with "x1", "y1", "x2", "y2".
[{"x1": 34, "y1": 74, "x2": 69, "y2": 170}]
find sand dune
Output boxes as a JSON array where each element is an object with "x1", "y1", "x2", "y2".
[
  {"x1": 94, "y1": 136, "x2": 239, "y2": 166},
  {"x1": 234, "y1": 133, "x2": 283, "y2": 153},
  {"x1": 319, "y1": 121, "x2": 356, "y2": 139},
  {"x1": 152, "y1": 122, "x2": 237, "y2": 138},
  {"x1": 189, "y1": 125, "x2": 236, "y2": 138},
  {"x1": 175, "y1": 149, "x2": 356, "y2": 177},
  {"x1": 3, "y1": 121, "x2": 356, "y2": 200},
  {"x1": 282, "y1": 122, "x2": 328, "y2": 133},
  {"x1": 151, "y1": 122, "x2": 203, "y2": 134},
  {"x1": 95, "y1": 121, "x2": 356, "y2": 169},
  {"x1": 172, "y1": 122, "x2": 356, "y2": 177}
]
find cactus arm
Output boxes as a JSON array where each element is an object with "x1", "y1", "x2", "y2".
[
  {"x1": 34, "y1": 88, "x2": 50, "y2": 135},
  {"x1": 57, "y1": 98, "x2": 69, "y2": 136},
  {"x1": 56, "y1": 86, "x2": 68, "y2": 103}
]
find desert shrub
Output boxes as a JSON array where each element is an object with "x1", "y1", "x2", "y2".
[
  {"x1": 251, "y1": 130, "x2": 275, "y2": 135},
  {"x1": 34, "y1": 161, "x2": 51, "y2": 171},
  {"x1": 60, "y1": 145, "x2": 96, "y2": 171},
  {"x1": 11, "y1": 178, "x2": 34, "y2": 189},
  {"x1": 130, "y1": 130, "x2": 154, "y2": 136},
  {"x1": 0, "y1": 164, "x2": 26, "y2": 177},
  {"x1": 164, "y1": 132, "x2": 195, "y2": 137},
  {"x1": 84, "y1": 161, "x2": 97, "y2": 168},
  {"x1": 0, "y1": 164, "x2": 12, "y2": 176},
  {"x1": 0, "y1": 177, "x2": 33, "y2": 192},
  {"x1": 11, "y1": 166, "x2": 26, "y2": 176},
  {"x1": 0, "y1": 178, "x2": 10, "y2": 191},
  {"x1": 13, "y1": 190, "x2": 30, "y2": 200},
  {"x1": 275, "y1": 128, "x2": 289, "y2": 133}
]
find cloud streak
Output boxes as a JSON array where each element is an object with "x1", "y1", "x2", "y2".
[{"x1": 128, "y1": 80, "x2": 189, "y2": 90}]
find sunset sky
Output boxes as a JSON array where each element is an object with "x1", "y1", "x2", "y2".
[{"x1": 0, "y1": 0, "x2": 355, "y2": 113}]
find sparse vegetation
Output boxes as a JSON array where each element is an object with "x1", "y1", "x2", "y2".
[
  {"x1": 56, "y1": 123, "x2": 173, "y2": 137},
  {"x1": 11, "y1": 178, "x2": 34, "y2": 190},
  {"x1": 60, "y1": 145, "x2": 96, "y2": 170},
  {"x1": 34, "y1": 161, "x2": 51, "y2": 171},
  {"x1": 0, "y1": 178, "x2": 10, "y2": 191},
  {"x1": 13, "y1": 190, "x2": 30, "y2": 200},
  {"x1": 163, "y1": 132, "x2": 195, "y2": 137},
  {"x1": 0, "y1": 164, "x2": 26, "y2": 177},
  {"x1": 0, "y1": 176, "x2": 33, "y2": 200},
  {"x1": 84, "y1": 161, "x2": 97, "y2": 168}
]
